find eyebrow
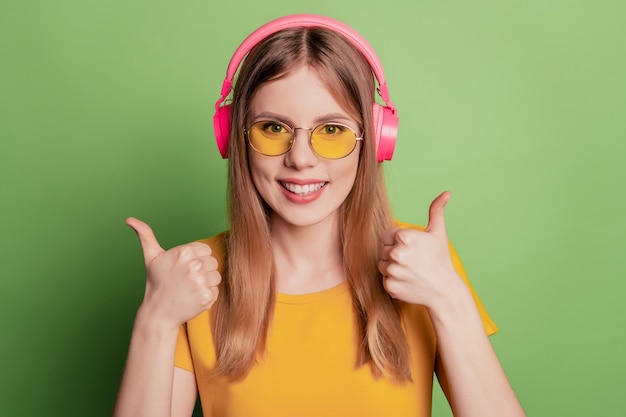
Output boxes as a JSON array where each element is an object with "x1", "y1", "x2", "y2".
[{"x1": 251, "y1": 112, "x2": 357, "y2": 127}]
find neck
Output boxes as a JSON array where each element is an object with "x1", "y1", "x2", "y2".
[{"x1": 270, "y1": 213, "x2": 346, "y2": 294}]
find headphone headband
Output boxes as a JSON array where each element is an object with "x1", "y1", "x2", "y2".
[
  {"x1": 219, "y1": 14, "x2": 393, "y2": 105},
  {"x1": 214, "y1": 14, "x2": 398, "y2": 162}
]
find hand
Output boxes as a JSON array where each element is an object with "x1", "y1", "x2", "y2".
[
  {"x1": 378, "y1": 191, "x2": 460, "y2": 308},
  {"x1": 126, "y1": 217, "x2": 221, "y2": 327}
]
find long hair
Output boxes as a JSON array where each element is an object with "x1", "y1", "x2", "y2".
[{"x1": 212, "y1": 26, "x2": 411, "y2": 382}]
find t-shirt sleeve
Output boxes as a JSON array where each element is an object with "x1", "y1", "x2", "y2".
[
  {"x1": 448, "y1": 241, "x2": 499, "y2": 336},
  {"x1": 174, "y1": 323, "x2": 195, "y2": 372}
]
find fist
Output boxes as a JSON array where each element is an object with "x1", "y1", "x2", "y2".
[
  {"x1": 378, "y1": 192, "x2": 459, "y2": 307},
  {"x1": 126, "y1": 217, "x2": 221, "y2": 326}
]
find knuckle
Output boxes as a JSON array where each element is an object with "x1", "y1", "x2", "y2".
[
  {"x1": 383, "y1": 278, "x2": 400, "y2": 297},
  {"x1": 188, "y1": 259, "x2": 202, "y2": 272},
  {"x1": 386, "y1": 263, "x2": 401, "y2": 278},
  {"x1": 194, "y1": 275, "x2": 205, "y2": 289},
  {"x1": 177, "y1": 245, "x2": 192, "y2": 260},
  {"x1": 395, "y1": 229, "x2": 415, "y2": 245},
  {"x1": 200, "y1": 291, "x2": 212, "y2": 305},
  {"x1": 388, "y1": 247, "x2": 405, "y2": 263},
  {"x1": 200, "y1": 287, "x2": 219, "y2": 306}
]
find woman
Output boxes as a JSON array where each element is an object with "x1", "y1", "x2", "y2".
[{"x1": 114, "y1": 14, "x2": 525, "y2": 417}]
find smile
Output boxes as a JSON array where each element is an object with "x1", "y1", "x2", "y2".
[{"x1": 279, "y1": 181, "x2": 327, "y2": 196}]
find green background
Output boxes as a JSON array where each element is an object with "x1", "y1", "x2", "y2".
[{"x1": 1, "y1": 0, "x2": 624, "y2": 415}]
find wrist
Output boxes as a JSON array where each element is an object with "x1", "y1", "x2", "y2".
[
  {"x1": 134, "y1": 303, "x2": 181, "y2": 339},
  {"x1": 426, "y1": 275, "x2": 479, "y2": 326}
]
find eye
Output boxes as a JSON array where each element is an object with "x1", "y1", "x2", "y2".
[
  {"x1": 321, "y1": 124, "x2": 345, "y2": 135},
  {"x1": 262, "y1": 122, "x2": 287, "y2": 134}
]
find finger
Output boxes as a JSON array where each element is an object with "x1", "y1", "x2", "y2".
[
  {"x1": 125, "y1": 217, "x2": 165, "y2": 264},
  {"x1": 199, "y1": 290, "x2": 215, "y2": 307},
  {"x1": 378, "y1": 245, "x2": 392, "y2": 262},
  {"x1": 378, "y1": 259, "x2": 390, "y2": 277},
  {"x1": 380, "y1": 227, "x2": 401, "y2": 246},
  {"x1": 203, "y1": 286, "x2": 220, "y2": 307},
  {"x1": 196, "y1": 255, "x2": 218, "y2": 272},
  {"x1": 205, "y1": 270, "x2": 222, "y2": 287},
  {"x1": 190, "y1": 265, "x2": 221, "y2": 288},
  {"x1": 198, "y1": 284, "x2": 220, "y2": 307},
  {"x1": 425, "y1": 191, "x2": 451, "y2": 239},
  {"x1": 382, "y1": 276, "x2": 401, "y2": 299},
  {"x1": 185, "y1": 241, "x2": 213, "y2": 257}
]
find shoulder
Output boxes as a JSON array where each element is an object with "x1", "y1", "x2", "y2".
[{"x1": 196, "y1": 231, "x2": 227, "y2": 249}]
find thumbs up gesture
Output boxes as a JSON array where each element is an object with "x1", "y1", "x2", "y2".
[
  {"x1": 378, "y1": 192, "x2": 459, "y2": 308},
  {"x1": 125, "y1": 217, "x2": 221, "y2": 327}
]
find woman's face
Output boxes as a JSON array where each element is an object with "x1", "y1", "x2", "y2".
[{"x1": 247, "y1": 65, "x2": 361, "y2": 229}]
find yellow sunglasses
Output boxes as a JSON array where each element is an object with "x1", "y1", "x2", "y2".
[{"x1": 245, "y1": 120, "x2": 363, "y2": 159}]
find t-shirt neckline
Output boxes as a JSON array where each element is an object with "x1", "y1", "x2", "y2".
[{"x1": 276, "y1": 280, "x2": 349, "y2": 305}]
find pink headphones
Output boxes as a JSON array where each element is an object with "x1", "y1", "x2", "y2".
[{"x1": 213, "y1": 14, "x2": 398, "y2": 162}]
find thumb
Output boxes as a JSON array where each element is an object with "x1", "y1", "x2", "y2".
[
  {"x1": 125, "y1": 217, "x2": 165, "y2": 264},
  {"x1": 425, "y1": 191, "x2": 451, "y2": 239}
]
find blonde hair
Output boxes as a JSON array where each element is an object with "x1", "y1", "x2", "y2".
[{"x1": 212, "y1": 27, "x2": 411, "y2": 382}]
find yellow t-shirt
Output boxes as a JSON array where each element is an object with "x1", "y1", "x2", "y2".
[{"x1": 175, "y1": 224, "x2": 498, "y2": 416}]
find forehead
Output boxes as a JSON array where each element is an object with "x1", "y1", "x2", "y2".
[{"x1": 248, "y1": 66, "x2": 356, "y2": 126}]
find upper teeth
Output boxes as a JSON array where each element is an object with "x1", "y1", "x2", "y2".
[{"x1": 282, "y1": 182, "x2": 326, "y2": 195}]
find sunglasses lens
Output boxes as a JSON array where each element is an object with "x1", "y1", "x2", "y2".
[
  {"x1": 248, "y1": 122, "x2": 293, "y2": 156},
  {"x1": 311, "y1": 124, "x2": 357, "y2": 159}
]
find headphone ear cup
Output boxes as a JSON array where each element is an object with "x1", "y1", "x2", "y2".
[
  {"x1": 372, "y1": 103, "x2": 397, "y2": 162},
  {"x1": 214, "y1": 104, "x2": 231, "y2": 158}
]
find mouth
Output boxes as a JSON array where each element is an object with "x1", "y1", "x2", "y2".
[{"x1": 279, "y1": 181, "x2": 328, "y2": 196}]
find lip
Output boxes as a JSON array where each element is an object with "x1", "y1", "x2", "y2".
[
  {"x1": 278, "y1": 178, "x2": 328, "y2": 204},
  {"x1": 278, "y1": 177, "x2": 327, "y2": 185}
]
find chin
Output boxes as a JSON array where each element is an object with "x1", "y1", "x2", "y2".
[{"x1": 271, "y1": 208, "x2": 340, "y2": 229}]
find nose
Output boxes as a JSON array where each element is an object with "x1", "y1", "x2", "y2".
[{"x1": 284, "y1": 128, "x2": 317, "y2": 169}]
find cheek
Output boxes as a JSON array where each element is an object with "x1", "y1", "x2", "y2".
[
  {"x1": 341, "y1": 152, "x2": 361, "y2": 186},
  {"x1": 249, "y1": 161, "x2": 263, "y2": 193},
  {"x1": 331, "y1": 160, "x2": 360, "y2": 201},
  {"x1": 248, "y1": 155, "x2": 275, "y2": 195}
]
